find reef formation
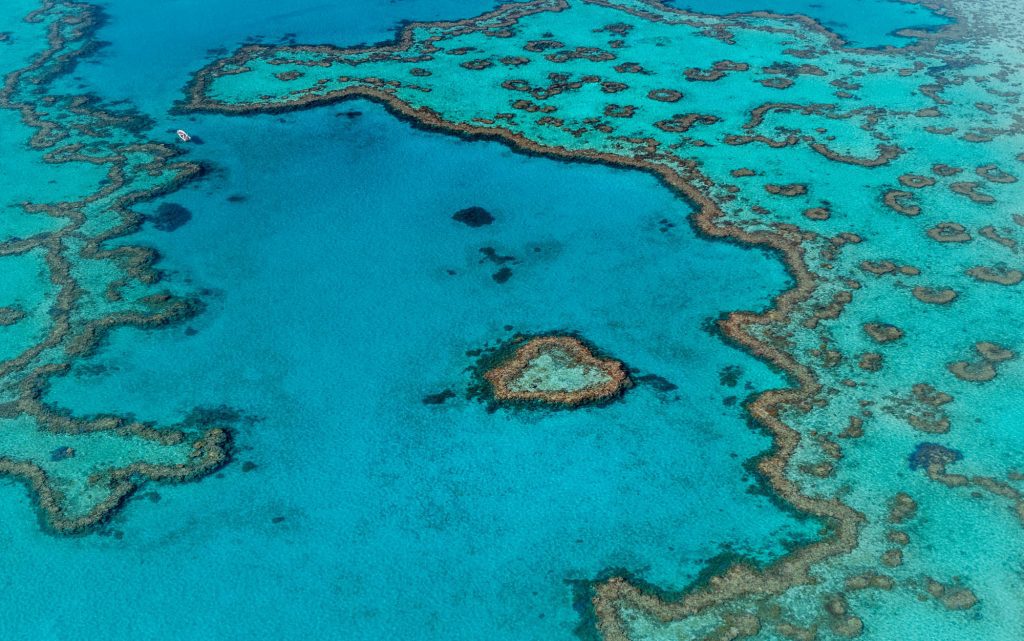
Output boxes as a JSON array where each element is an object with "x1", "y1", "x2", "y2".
[
  {"x1": 3, "y1": 0, "x2": 1024, "y2": 637},
  {"x1": 483, "y1": 334, "x2": 630, "y2": 406},
  {"x1": 180, "y1": 0, "x2": 1024, "y2": 638},
  {"x1": 0, "y1": 0, "x2": 229, "y2": 533}
]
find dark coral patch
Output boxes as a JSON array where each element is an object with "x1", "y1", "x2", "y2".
[
  {"x1": 684, "y1": 60, "x2": 748, "y2": 82},
  {"x1": 0, "y1": 306, "x2": 26, "y2": 326},
  {"x1": 150, "y1": 202, "x2": 193, "y2": 232},
  {"x1": 50, "y1": 446, "x2": 75, "y2": 462},
  {"x1": 966, "y1": 265, "x2": 1023, "y2": 286},
  {"x1": 765, "y1": 183, "x2": 808, "y2": 197},
  {"x1": 654, "y1": 113, "x2": 719, "y2": 133},
  {"x1": 523, "y1": 39, "x2": 563, "y2": 52},
  {"x1": 719, "y1": 365, "x2": 742, "y2": 387},
  {"x1": 976, "y1": 163, "x2": 1016, "y2": 184},
  {"x1": 647, "y1": 89, "x2": 682, "y2": 102},
  {"x1": 912, "y1": 286, "x2": 958, "y2": 304},
  {"x1": 803, "y1": 207, "x2": 830, "y2": 221},
  {"x1": 500, "y1": 56, "x2": 530, "y2": 67},
  {"x1": 422, "y1": 389, "x2": 456, "y2": 405},
  {"x1": 492, "y1": 267, "x2": 513, "y2": 284},
  {"x1": 634, "y1": 373, "x2": 677, "y2": 393},
  {"x1": 460, "y1": 59, "x2": 494, "y2": 70},
  {"x1": 479, "y1": 246, "x2": 516, "y2": 265},
  {"x1": 884, "y1": 190, "x2": 920, "y2": 217},
  {"x1": 603, "y1": 103, "x2": 636, "y2": 118},
  {"x1": 950, "y1": 181, "x2": 995, "y2": 204},
  {"x1": 927, "y1": 222, "x2": 971, "y2": 243},
  {"x1": 899, "y1": 174, "x2": 936, "y2": 188},
  {"x1": 545, "y1": 46, "x2": 615, "y2": 63},
  {"x1": 863, "y1": 322, "x2": 903, "y2": 343},
  {"x1": 932, "y1": 163, "x2": 962, "y2": 176},
  {"x1": 613, "y1": 62, "x2": 648, "y2": 74},
  {"x1": 909, "y1": 443, "x2": 963, "y2": 471},
  {"x1": 452, "y1": 206, "x2": 495, "y2": 227}
]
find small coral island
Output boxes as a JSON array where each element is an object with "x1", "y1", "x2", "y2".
[{"x1": 482, "y1": 335, "x2": 631, "y2": 407}]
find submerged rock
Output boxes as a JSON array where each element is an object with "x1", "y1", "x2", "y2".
[
  {"x1": 50, "y1": 446, "x2": 76, "y2": 462},
  {"x1": 0, "y1": 306, "x2": 26, "y2": 326},
  {"x1": 150, "y1": 202, "x2": 193, "y2": 232},
  {"x1": 908, "y1": 442, "x2": 962, "y2": 470},
  {"x1": 452, "y1": 206, "x2": 494, "y2": 227},
  {"x1": 422, "y1": 389, "x2": 456, "y2": 405},
  {"x1": 491, "y1": 267, "x2": 513, "y2": 284}
]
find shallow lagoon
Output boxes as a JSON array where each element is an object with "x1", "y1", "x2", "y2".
[{"x1": 26, "y1": 100, "x2": 816, "y2": 640}]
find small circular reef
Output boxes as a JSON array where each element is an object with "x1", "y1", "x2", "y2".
[{"x1": 482, "y1": 334, "x2": 631, "y2": 407}]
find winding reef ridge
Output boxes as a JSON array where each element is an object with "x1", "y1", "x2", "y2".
[
  {"x1": 181, "y1": 0, "x2": 1024, "y2": 638},
  {"x1": 0, "y1": 0, "x2": 229, "y2": 533}
]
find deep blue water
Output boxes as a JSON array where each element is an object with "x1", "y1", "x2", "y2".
[{"x1": 666, "y1": 0, "x2": 950, "y2": 47}]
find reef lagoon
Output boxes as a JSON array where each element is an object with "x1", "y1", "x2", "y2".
[{"x1": 2, "y1": 0, "x2": 1023, "y2": 639}]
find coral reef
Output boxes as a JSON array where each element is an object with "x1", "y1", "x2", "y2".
[
  {"x1": 0, "y1": 0, "x2": 231, "y2": 533},
  {"x1": 482, "y1": 334, "x2": 630, "y2": 406},
  {"x1": 178, "y1": 0, "x2": 1024, "y2": 635}
]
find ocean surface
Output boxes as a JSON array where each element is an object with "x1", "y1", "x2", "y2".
[
  {"x1": 31, "y1": 103, "x2": 813, "y2": 639},
  {"x1": 667, "y1": 0, "x2": 951, "y2": 47},
  {"x1": 6, "y1": 1, "x2": 809, "y2": 638},
  {"x1": 2, "y1": 0, "x2": 1022, "y2": 640}
]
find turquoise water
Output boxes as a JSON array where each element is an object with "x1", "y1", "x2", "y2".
[
  {"x1": 65, "y1": 0, "x2": 506, "y2": 115},
  {"x1": 4, "y1": 0, "x2": 1024, "y2": 639},
  {"x1": 2, "y1": 0, "x2": 821, "y2": 637},
  {"x1": 32, "y1": 103, "x2": 813, "y2": 640}
]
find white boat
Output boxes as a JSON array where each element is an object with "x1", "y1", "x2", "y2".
[{"x1": 176, "y1": 129, "x2": 191, "y2": 142}]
